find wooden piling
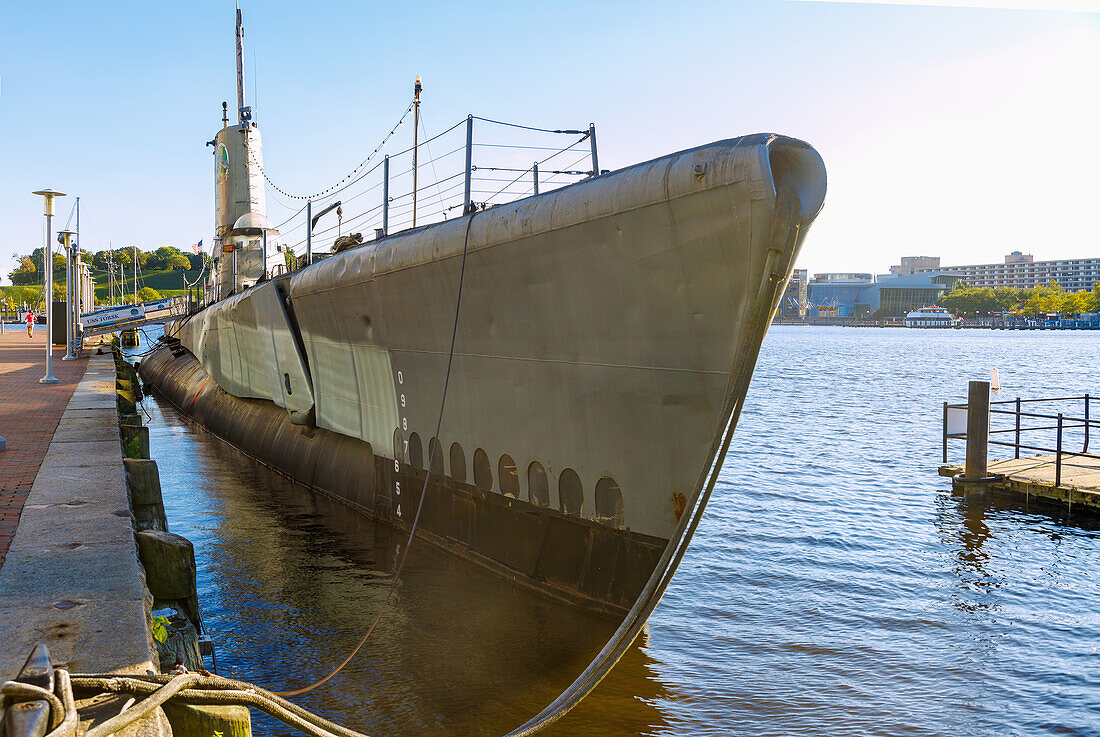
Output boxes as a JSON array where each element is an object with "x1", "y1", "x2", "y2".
[
  {"x1": 120, "y1": 424, "x2": 149, "y2": 459},
  {"x1": 964, "y1": 380, "x2": 990, "y2": 480},
  {"x1": 124, "y1": 458, "x2": 168, "y2": 532},
  {"x1": 135, "y1": 531, "x2": 197, "y2": 602},
  {"x1": 161, "y1": 704, "x2": 251, "y2": 737}
]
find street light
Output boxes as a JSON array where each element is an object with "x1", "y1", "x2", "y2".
[
  {"x1": 58, "y1": 229, "x2": 77, "y2": 360},
  {"x1": 32, "y1": 188, "x2": 66, "y2": 384}
]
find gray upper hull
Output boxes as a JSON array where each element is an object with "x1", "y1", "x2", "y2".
[{"x1": 168, "y1": 133, "x2": 826, "y2": 541}]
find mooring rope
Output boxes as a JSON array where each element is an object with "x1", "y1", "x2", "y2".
[{"x1": 272, "y1": 210, "x2": 477, "y2": 697}]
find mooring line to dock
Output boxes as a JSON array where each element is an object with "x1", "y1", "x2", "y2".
[{"x1": 271, "y1": 209, "x2": 476, "y2": 698}]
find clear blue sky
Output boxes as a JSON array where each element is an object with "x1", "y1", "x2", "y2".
[{"x1": 2, "y1": 1, "x2": 1098, "y2": 283}]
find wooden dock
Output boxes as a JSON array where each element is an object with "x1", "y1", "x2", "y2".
[{"x1": 939, "y1": 455, "x2": 1100, "y2": 509}]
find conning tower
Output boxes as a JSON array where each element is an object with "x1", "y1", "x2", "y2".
[{"x1": 212, "y1": 3, "x2": 286, "y2": 299}]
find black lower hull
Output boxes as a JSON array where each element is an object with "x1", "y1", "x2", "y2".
[{"x1": 138, "y1": 346, "x2": 666, "y2": 617}]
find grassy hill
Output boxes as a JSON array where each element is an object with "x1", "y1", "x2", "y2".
[
  {"x1": 3, "y1": 269, "x2": 201, "y2": 308},
  {"x1": 91, "y1": 269, "x2": 201, "y2": 301}
]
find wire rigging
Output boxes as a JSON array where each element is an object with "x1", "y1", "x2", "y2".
[
  {"x1": 256, "y1": 102, "x2": 597, "y2": 261},
  {"x1": 248, "y1": 100, "x2": 415, "y2": 201}
]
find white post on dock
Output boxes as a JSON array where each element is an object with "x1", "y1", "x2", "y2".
[{"x1": 33, "y1": 189, "x2": 66, "y2": 385}]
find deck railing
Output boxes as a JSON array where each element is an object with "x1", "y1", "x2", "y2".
[{"x1": 943, "y1": 394, "x2": 1099, "y2": 488}]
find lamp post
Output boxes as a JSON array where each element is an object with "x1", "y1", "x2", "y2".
[
  {"x1": 58, "y1": 229, "x2": 77, "y2": 360},
  {"x1": 32, "y1": 189, "x2": 66, "y2": 384}
]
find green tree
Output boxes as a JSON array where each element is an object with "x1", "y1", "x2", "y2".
[
  {"x1": 940, "y1": 284, "x2": 983, "y2": 315},
  {"x1": 165, "y1": 254, "x2": 191, "y2": 271},
  {"x1": 1024, "y1": 281, "x2": 1065, "y2": 317},
  {"x1": 9, "y1": 255, "x2": 38, "y2": 285},
  {"x1": 146, "y1": 246, "x2": 181, "y2": 270},
  {"x1": 992, "y1": 286, "x2": 1020, "y2": 312},
  {"x1": 1059, "y1": 291, "x2": 1086, "y2": 316},
  {"x1": 137, "y1": 287, "x2": 162, "y2": 302},
  {"x1": 1086, "y1": 283, "x2": 1100, "y2": 314},
  {"x1": 0, "y1": 285, "x2": 43, "y2": 311},
  {"x1": 186, "y1": 252, "x2": 211, "y2": 271}
]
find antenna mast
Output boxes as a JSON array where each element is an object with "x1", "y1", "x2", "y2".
[
  {"x1": 412, "y1": 76, "x2": 422, "y2": 228},
  {"x1": 235, "y1": 2, "x2": 247, "y2": 125}
]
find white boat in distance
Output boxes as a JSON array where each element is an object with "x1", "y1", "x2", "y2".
[{"x1": 905, "y1": 306, "x2": 961, "y2": 328}]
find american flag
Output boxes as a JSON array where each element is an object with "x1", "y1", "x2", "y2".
[{"x1": 191, "y1": 239, "x2": 203, "y2": 255}]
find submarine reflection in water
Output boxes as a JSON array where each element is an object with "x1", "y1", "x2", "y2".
[{"x1": 143, "y1": 392, "x2": 673, "y2": 736}]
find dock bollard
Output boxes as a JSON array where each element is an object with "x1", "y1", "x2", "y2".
[{"x1": 954, "y1": 380, "x2": 999, "y2": 492}]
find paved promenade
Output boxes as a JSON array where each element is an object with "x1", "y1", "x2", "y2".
[
  {"x1": 0, "y1": 350, "x2": 162, "y2": 682},
  {"x1": 0, "y1": 329, "x2": 89, "y2": 567}
]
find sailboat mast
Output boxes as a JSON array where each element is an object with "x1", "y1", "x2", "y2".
[{"x1": 235, "y1": 2, "x2": 247, "y2": 124}]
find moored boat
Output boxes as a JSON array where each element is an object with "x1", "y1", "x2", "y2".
[
  {"x1": 139, "y1": 8, "x2": 828, "y2": 617},
  {"x1": 905, "y1": 306, "x2": 960, "y2": 328}
]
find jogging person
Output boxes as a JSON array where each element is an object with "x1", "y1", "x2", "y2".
[{"x1": 25, "y1": 310, "x2": 34, "y2": 339}]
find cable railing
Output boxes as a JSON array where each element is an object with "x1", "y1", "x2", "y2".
[
  {"x1": 943, "y1": 394, "x2": 1099, "y2": 489},
  {"x1": 201, "y1": 107, "x2": 606, "y2": 307},
  {"x1": 269, "y1": 114, "x2": 601, "y2": 262}
]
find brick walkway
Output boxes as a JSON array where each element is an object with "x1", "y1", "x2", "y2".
[{"x1": 0, "y1": 328, "x2": 89, "y2": 568}]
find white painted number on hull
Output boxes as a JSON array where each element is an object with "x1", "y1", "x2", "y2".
[{"x1": 396, "y1": 369, "x2": 406, "y2": 520}]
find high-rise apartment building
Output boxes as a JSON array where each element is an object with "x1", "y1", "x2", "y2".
[
  {"x1": 895, "y1": 253, "x2": 1100, "y2": 292},
  {"x1": 890, "y1": 256, "x2": 941, "y2": 277}
]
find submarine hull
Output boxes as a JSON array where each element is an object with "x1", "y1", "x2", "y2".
[{"x1": 146, "y1": 133, "x2": 827, "y2": 614}]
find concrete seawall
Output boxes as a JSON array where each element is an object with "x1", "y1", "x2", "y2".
[{"x1": 0, "y1": 353, "x2": 159, "y2": 679}]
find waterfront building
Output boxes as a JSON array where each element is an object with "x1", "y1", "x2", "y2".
[
  {"x1": 807, "y1": 271, "x2": 961, "y2": 318},
  {"x1": 874, "y1": 272, "x2": 961, "y2": 317},
  {"x1": 807, "y1": 273, "x2": 874, "y2": 317},
  {"x1": 896, "y1": 252, "x2": 1100, "y2": 292}
]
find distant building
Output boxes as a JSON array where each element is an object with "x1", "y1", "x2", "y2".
[
  {"x1": 807, "y1": 273, "x2": 874, "y2": 317},
  {"x1": 778, "y1": 269, "x2": 808, "y2": 318},
  {"x1": 890, "y1": 256, "x2": 941, "y2": 277},
  {"x1": 874, "y1": 272, "x2": 961, "y2": 317},
  {"x1": 807, "y1": 271, "x2": 962, "y2": 318},
  {"x1": 893, "y1": 253, "x2": 1100, "y2": 292}
]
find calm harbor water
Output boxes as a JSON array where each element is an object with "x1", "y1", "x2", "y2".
[{"x1": 134, "y1": 327, "x2": 1100, "y2": 736}]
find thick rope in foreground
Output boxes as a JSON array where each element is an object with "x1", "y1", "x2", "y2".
[
  {"x1": 71, "y1": 673, "x2": 369, "y2": 737},
  {"x1": 0, "y1": 671, "x2": 376, "y2": 737}
]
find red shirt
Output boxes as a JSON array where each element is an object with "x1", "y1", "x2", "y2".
[{"x1": 25, "y1": 312, "x2": 34, "y2": 326}]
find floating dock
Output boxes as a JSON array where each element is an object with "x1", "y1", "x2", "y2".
[{"x1": 939, "y1": 456, "x2": 1100, "y2": 510}]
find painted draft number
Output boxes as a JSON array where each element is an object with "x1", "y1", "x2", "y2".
[{"x1": 396, "y1": 369, "x2": 405, "y2": 519}]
